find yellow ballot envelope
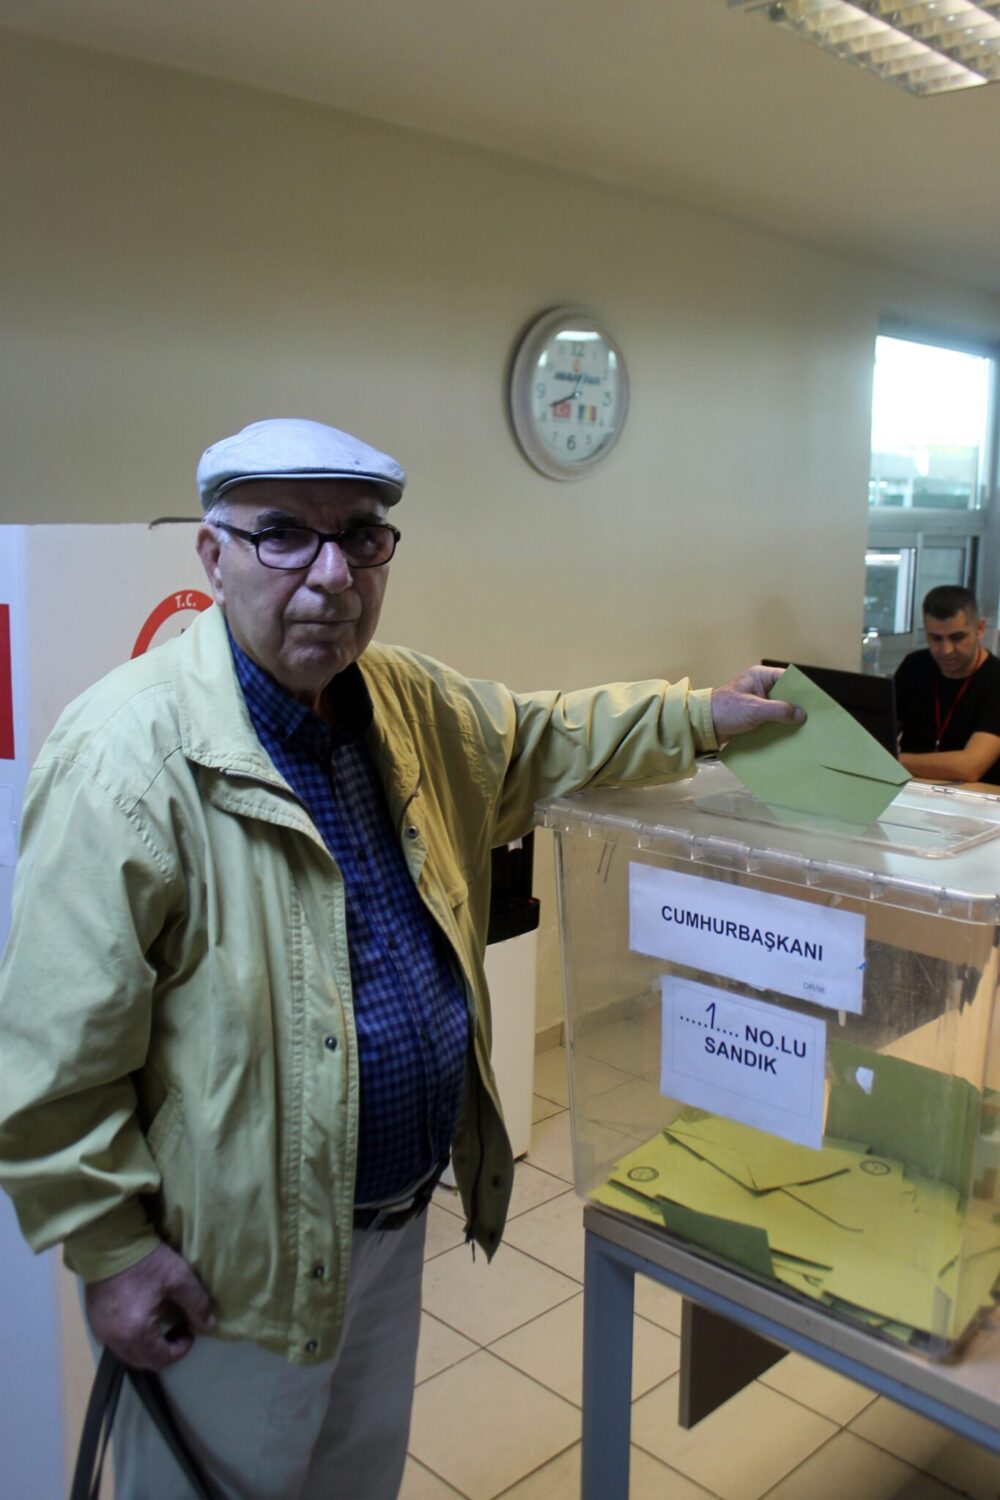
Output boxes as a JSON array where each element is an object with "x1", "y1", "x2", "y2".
[{"x1": 720, "y1": 665, "x2": 909, "y2": 823}]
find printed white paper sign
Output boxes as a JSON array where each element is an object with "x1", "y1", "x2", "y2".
[
  {"x1": 660, "y1": 976, "x2": 827, "y2": 1149},
  {"x1": 630, "y1": 863, "x2": 865, "y2": 1014}
]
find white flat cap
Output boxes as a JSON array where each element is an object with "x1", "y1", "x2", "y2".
[{"x1": 197, "y1": 418, "x2": 406, "y2": 509}]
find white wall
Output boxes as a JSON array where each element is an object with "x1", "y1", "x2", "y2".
[
  {"x1": 5, "y1": 26, "x2": 1000, "y2": 1021},
  {"x1": 5, "y1": 21, "x2": 1000, "y2": 1058},
  {"x1": 4, "y1": 28, "x2": 1000, "y2": 1481}
]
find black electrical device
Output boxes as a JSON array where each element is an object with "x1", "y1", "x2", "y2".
[{"x1": 486, "y1": 832, "x2": 540, "y2": 946}]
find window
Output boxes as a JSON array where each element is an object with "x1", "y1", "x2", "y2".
[
  {"x1": 869, "y1": 336, "x2": 992, "y2": 512},
  {"x1": 864, "y1": 548, "x2": 914, "y2": 636}
]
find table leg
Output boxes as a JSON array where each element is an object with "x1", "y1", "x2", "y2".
[{"x1": 582, "y1": 1229, "x2": 635, "y2": 1500}]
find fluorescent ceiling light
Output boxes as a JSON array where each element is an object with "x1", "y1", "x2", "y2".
[{"x1": 729, "y1": 1, "x2": 1000, "y2": 94}]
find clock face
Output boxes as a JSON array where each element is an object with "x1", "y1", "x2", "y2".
[{"x1": 510, "y1": 309, "x2": 629, "y2": 481}]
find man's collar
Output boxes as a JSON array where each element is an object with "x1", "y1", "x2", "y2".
[{"x1": 226, "y1": 626, "x2": 373, "y2": 750}]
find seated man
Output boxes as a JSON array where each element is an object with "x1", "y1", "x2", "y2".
[{"x1": 895, "y1": 584, "x2": 1000, "y2": 785}]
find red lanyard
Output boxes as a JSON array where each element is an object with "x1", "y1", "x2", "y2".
[{"x1": 934, "y1": 648, "x2": 984, "y2": 750}]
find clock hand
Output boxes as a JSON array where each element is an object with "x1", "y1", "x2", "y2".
[{"x1": 550, "y1": 373, "x2": 588, "y2": 407}]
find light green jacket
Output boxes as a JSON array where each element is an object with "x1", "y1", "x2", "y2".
[{"x1": 0, "y1": 606, "x2": 715, "y2": 1362}]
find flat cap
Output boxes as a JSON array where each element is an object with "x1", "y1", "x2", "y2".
[{"x1": 197, "y1": 418, "x2": 406, "y2": 510}]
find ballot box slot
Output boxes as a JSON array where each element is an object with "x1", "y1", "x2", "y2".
[{"x1": 694, "y1": 788, "x2": 1000, "y2": 860}]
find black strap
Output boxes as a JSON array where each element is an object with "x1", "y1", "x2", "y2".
[
  {"x1": 70, "y1": 1346, "x2": 125, "y2": 1500},
  {"x1": 70, "y1": 1346, "x2": 222, "y2": 1500}
]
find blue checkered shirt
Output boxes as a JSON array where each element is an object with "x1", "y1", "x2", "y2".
[{"x1": 228, "y1": 632, "x2": 470, "y2": 1205}]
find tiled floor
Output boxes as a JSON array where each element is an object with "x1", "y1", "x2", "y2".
[{"x1": 401, "y1": 1047, "x2": 1000, "y2": 1500}]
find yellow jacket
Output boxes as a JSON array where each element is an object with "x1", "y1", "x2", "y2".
[{"x1": 0, "y1": 605, "x2": 715, "y2": 1362}]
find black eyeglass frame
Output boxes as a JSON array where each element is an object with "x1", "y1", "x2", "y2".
[{"x1": 213, "y1": 520, "x2": 401, "y2": 570}]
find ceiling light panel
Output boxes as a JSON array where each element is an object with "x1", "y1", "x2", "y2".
[{"x1": 730, "y1": 0, "x2": 1000, "y2": 94}]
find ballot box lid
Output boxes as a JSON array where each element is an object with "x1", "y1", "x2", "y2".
[{"x1": 537, "y1": 758, "x2": 1000, "y2": 922}]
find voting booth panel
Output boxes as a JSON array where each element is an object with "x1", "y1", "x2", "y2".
[
  {"x1": 540, "y1": 759, "x2": 1000, "y2": 1359},
  {"x1": 0, "y1": 523, "x2": 210, "y2": 953},
  {"x1": 0, "y1": 522, "x2": 209, "y2": 1497}
]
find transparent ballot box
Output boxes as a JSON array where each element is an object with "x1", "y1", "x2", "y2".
[{"x1": 538, "y1": 760, "x2": 1000, "y2": 1358}]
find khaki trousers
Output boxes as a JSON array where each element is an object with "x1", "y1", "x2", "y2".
[{"x1": 109, "y1": 1216, "x2": 427, "y2": 1500}]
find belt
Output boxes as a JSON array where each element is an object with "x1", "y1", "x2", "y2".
[{"x1": 352, "y1": 1163, "x2": 446, "y2": 1233}]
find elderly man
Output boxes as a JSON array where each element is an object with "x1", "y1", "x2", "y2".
[
  {"x1": 895, "y1": 584, "x2": 1000, "y2": 786},
  {"x1": 0, "y1": 419, "x2": 801, "y2": 1500}
]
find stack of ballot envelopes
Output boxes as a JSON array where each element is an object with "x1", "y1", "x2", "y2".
[{"x1": 593, "y1": 1047, "x2": 1000, "y2": 1348}]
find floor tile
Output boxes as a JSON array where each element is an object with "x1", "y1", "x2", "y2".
[
  {"x1": 633, "y1": 1275, "x2": 684, "y2": 1335},
  {"x1": 758, "y1": 1350, "x2": 877, "y2": 1425},
  {"x1": 533, "y1": 1046, "x2": 631, "y2": 1109},
  {"x1": 424, "y1": 1202, "x2": 469, "y2": 1260},
  {"x1": 416, "y1": 1311, "x2": 478, "y2": 1385},
  {"x1": 531, "y1": 1094, "x2": 564, "y2": 1125},
  {"x1": 760, "y1": 1428, "x2": 965, "y2": 1499},
  {"x1": 850, "y1": 1397, "x2": 1000, "y2": 1500},
  {"x1": 433, "y1": 1182, "x2": 467, "y2": 1221},
  {"x1": 525, "y1": 1109, "x2": 636, "y2": 1187},
  {"x1": 490, "y1": 1292, "x2": 681, "y2": 1406},
  {"x1": 524, "y1": 1111, "x2": 575, "y2": 1183},
  {"x1": 573, "y1": 1015, "x2": 658, "y2": 1075},
  {"x1": 502, "y1": 1188, "x2": 584, "y2": 1282},
  {"x1": 506, "y1": 1160, "x2": 573, "y2": 1221},
  {"x1": 498, "y1": 1440, "x2": 715, "y2": 1498},
  {"x1": 631, "y1": 1374, "x2": 836, "y2": 1500},
  {"x1": 421, "y1": 1240, "x2": 580, "y2": 1346},
  {"x1": 531, "y1": 1047, "x2": 570, "y2": 1107},
  {"x1": 399, "y1": 1456, "x2": 466, "y2": 1498},
  {"x1": 409, "y1": 1350, "x2": 579, "y2": 1500},
  {"x1": 587, "y1": 1075, "x2": 675, "y2": 1142}
]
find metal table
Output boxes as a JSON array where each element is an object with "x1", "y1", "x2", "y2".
[{"x1": 582, "y1": 1202, "x2": 1000, "y2": 1500}]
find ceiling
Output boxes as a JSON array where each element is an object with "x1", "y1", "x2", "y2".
[{"x1": 3, "y1": 0, "x2": 999, "y2": 296}]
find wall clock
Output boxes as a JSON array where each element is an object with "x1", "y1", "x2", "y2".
[{"x1": 509, "y1": 307, "x2": 630, "y2": 481}]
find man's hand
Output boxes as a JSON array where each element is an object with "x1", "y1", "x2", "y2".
[
  {"x1": 710, "y1": 666, "x2": 806, "y2": 745},
  {"x1": 85, "y1": 1242, "x2": 216, "y2": 1370}
]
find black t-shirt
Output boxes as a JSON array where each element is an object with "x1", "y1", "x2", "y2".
[{"x1": 894, "y1": 649, "x2": 1000, "y2": 784}]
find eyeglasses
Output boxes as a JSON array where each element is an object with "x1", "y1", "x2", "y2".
[{"x1": 214, "y1": 521, "x2": 401, "y2": 571}]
